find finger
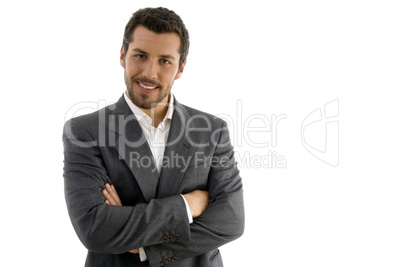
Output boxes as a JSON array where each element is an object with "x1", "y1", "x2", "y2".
[
  {"x1": 129, "y1": 249, "x2": 139, "y2": 254},
  {"x1": 102, "y1": 188, "x2": 118, "y2": 206},
  {"x1": 105, "y1": 184, "x2": 122, "y2": 205}
]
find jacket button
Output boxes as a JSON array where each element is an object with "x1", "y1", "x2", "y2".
[
  {"x1": 160, "y1": 260, "x2": 166, "y2": 266},
  {"x1": 172, "y1": 256, "x2": 177, "y2": 261},
  {"x1": 166, "y1": 257, "x2": 172, "y2": 263},
  {"x1": 173, "y1": 234, "x2": 179, "y2": 240},
  {"x1": 161, "y1": 236, "x2": 168, "y2": 242},
  {"x1": 168, "y1": 235, "x2": 173, "y2": 241}
]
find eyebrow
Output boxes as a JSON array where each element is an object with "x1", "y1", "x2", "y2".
[{"x1": 131, "y1": 48, "x2": 176, "y2": 60}]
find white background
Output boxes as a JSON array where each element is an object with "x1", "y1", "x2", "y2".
[{"x1": 1, "y1": 0, "x2": 401, "y2": 266}]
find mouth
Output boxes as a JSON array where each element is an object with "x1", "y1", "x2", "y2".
[{"x1": 136, "y1": 81, "x2": 159, "y2": 95}]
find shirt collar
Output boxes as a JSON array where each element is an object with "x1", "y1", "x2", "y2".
[{"x1": 123, "y1": 91, "x2": 175, "y2": 129}]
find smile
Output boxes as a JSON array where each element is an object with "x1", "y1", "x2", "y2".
[
  {"x1": 136, "y1": 81, "x2": 159, "y2": 95},
  {"x1": 139, "y1": 82, "x2": 157, "y2": 90}
]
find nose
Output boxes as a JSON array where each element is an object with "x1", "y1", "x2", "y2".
[{"x1": 142, "y1": 60, "x2": 159, "y2": 80}]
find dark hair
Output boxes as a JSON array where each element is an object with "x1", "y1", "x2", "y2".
[{"x1": 123, "y1": 7, "x2": 190, "y2": 68}]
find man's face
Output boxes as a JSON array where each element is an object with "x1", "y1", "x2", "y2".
[{"x1": 120, "y1": 25, "x2": 186, "y2": 110}]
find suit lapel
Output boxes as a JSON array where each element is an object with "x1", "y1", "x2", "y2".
[
  {"x1": 156, "y1": 100, "x2": 199, "y2": 198},
  {"x1": 110, "y1": 95, "x2": 159, "y2": 203}
]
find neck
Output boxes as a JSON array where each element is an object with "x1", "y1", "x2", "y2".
[{"x1": 141, "y1": 94, "x2": 170, "y2": 128}]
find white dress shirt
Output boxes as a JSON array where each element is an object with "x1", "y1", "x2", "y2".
[
  {"x1": 123, "y1": 92, "x2": 192, "y2": 261},
  {"x1": 124, "y1": 92, "x2": 173, "y2": 173}
]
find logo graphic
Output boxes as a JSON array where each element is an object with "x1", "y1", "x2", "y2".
[{"x1": 301, "y1": 99, "x2": 339, "y2": 166}]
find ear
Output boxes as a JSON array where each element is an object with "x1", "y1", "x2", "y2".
[
  {"x1": 120, "y1": 45, "x2": 125, "y2": 68},
  {"x1": 174, "y1": 59, "x2": 187, "y2": 80}
]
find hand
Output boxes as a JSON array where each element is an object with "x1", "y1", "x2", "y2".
[
  {"x1": 183, "y1": 190, "x2": 209, "y2": 218},
  {"x1": 129, "y1": 249, "x2": 139, "y2": 254},
  {"x1": 102, "y1": 183, "x2": 138, "y2": 254},
  {"x1": 102, "y1": 183, "x2": 122, "y2": 206}
]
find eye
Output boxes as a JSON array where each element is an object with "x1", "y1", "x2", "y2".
[
  {"x1": 160, "y1": 59, "x2": 170, "y2": 65},
  {"x1": 134, "y1": 54, "x2": 145, "y2": 59}
]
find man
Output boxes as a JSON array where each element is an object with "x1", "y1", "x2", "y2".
[{"x1": 63, "y1": 7, "x2": 244, "y2": 267}]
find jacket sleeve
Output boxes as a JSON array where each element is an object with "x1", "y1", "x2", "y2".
[
  {"x1": 63, "y1": 118, "x2": 191, "y2": 254},
  {"x1": 144, "y1": 120, "x2": 245, "y2": 266}
]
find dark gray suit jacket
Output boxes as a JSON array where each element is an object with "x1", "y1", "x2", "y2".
[{"x1": 63, "y1": 95, "x2": 244, "y2": 267}]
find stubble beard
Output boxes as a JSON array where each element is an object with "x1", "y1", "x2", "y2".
[{"x1": 124, "y1": 72, "x2": 172, "y2": 110}]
